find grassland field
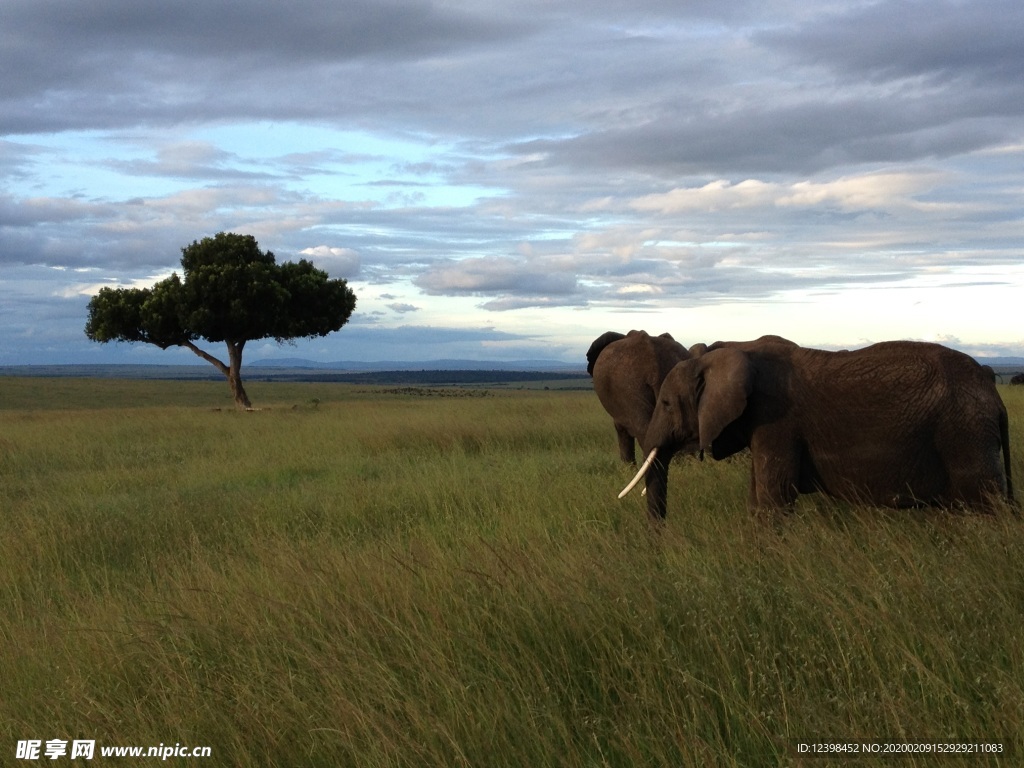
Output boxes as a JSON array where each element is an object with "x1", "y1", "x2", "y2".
[{"x1": 2, "y1": 376, "x2": 1024, "y2": 766}]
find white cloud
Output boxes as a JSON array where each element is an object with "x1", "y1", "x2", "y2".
[
  {"x1": 58, "y1": 272, "x2": 177, "y2": 299},
  {"x1": 299, "y1": 246, "x2": 361, "y2": 277},
  {"x1": 629, "y1": 171, "x2": 950, "y2": 214},
  {"x1": 776, "y1": 172, "x2": 951, "y2": 212}
]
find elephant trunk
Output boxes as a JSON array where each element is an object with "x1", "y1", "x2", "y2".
[{"x1": 618, "y1": 448, "x2": 658, "y2": 498}]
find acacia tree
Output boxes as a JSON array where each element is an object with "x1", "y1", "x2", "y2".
[{"x1": 85, "y1": 232, "x2": 357, "y2": 408}]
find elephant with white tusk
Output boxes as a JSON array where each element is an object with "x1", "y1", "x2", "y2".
[
  {"x1": 587, "y1": 329, "x2": 707, "y2": 521},
  {"x1": 621, "y1": 336, "x2": 1014, "y2": 514}
]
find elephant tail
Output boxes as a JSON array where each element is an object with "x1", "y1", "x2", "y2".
[
  {"x1": 586, "y1": 331, "x2": 627, "y2": 376},
  {"x1": 1000, "y1": 404, "x2": 1016, "y2": 511}
]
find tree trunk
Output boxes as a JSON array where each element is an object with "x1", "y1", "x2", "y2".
[
  {"x1": 226, "y1": 340, "x2": 252, "y2": 409},
  {"x1": 182, "y1": 338, "x2": 252, "y2": 409}
]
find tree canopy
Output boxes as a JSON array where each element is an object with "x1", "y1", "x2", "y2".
[{"x1": 85, "y1": 232, "x2": 357, "y2": 408}]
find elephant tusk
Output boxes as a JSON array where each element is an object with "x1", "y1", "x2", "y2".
[{"x1": 618, "y1": 448, "x2": 658, "y2": 499}]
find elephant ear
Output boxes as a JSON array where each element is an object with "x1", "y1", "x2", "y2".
[{"x1": 696, "y1": 348, "x2": 753, "y2": 452}]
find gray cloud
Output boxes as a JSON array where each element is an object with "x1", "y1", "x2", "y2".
[
  {"x1": 0, "y1": 1, "x2": 532, "y2": 134},
  {"x1": 344, "y1": 323, "x2": 524, "y2": 344},
  {"x1": 387, "y1": 303, "x2": 419, "y2": 314},
  {"x1": 760, "y1": 0, "x2": 1024, "y2": 86},
  {"x1": 414, "y1": 256, "x2": 579, "y2": 296},
  {"x1": 103, "y1": 142, "x2": 278, "y2": 181}
]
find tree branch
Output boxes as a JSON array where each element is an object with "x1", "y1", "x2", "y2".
[{"x1": 181, "y1": 340, "x2": 229, "y2": 377}]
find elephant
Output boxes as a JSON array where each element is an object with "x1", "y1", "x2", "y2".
[
  {"x1": 587, "y1": 330, "x2": 705, "y2": 520},
  {"x1": 620, "y1": 336, "x2": 1014, "y2": 514}
]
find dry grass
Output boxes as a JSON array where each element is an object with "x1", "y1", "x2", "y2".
[{"x1": 2, "y1": 378, "x2": 1023, "y2": 766}]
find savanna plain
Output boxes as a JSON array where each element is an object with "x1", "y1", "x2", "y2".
[{"x1": 2, "y1": 377, "x2": 1024, "y2": 767}]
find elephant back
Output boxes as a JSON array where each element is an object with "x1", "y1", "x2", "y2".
[{"x1": 586, "y1": 331, "x2": 627, "y2": 376}]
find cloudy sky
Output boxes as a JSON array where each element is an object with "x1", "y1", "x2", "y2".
[{"x1": 2, "y1": 0, "x2": 1022, "y2": 366}]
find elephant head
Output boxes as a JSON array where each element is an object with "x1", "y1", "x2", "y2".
[
  {"x1": 587, "y1": 329, "x2": 702, "y2": 520},
  {"x1": 619, "y1": 347, "x2": 752, "y2": 498}
]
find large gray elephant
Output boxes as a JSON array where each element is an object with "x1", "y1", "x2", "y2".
[
  {"x1": 621, "y1": 336, "x2": 1014, "y2": 513},
  {"x1": 587, "y1": 330, "x2": 705, "y2": 520}
]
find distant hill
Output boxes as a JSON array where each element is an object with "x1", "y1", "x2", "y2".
[
  {"x1": 247, "y1": 357, "x2": 582, "y2": 372},
  {"x1": 0, "y1": 361, "x2": 590, "y2": 387},
  {"x1": 978, "y1": 357, "x2": 1024, "y2": 368},
  {"x1": 259, "y1": 369, "x2": 590, "y2": 386}
]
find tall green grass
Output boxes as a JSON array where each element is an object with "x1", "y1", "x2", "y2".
[{"x1": 2, "y1": 378, "x2": 1023, "y2": 766}]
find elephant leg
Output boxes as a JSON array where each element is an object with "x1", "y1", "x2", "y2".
[
  {"x1": 929, "y1": 416, "x2": 1008, "y2": 511},
  {"x1": 615, "y1": 423, "x2": 636, "y2": 465},
  {"x1": 746, "y1": 471, "x2": 759, "y2": 511},
  {"x1": 748, "y1": 449, "x2": 799, "y2": 513},
  {"x1": 945, "y1": 454, "x2": 1007, "y2": 512},
  {"x1": 644, "y1": 450, "x2": 674, "y2": 521}
]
